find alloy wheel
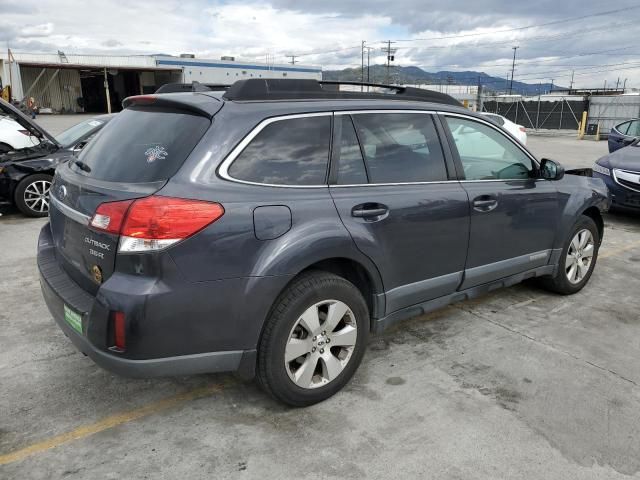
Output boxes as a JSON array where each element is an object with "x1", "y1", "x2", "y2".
[
  {"x1": 565, "y1": 228, "x2": 595, "y2": 284},
  {"x1": 285, "y1": 300, "x2": 358, "y2": 389},
  {"x1": 23, "y1": 179, "x2": 51, "y2": 214}
]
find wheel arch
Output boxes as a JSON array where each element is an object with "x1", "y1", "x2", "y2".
[
  {"x1": 257, "y1": 255, "x2": 385, "y2": 349},
  {"x1": 581, "y1": 206, "x2": 604, "y2": 243},
  {"x1": 298, "y1": 257, "x2": 384, "y2": 323}
]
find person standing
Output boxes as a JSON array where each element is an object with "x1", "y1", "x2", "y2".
[{"x1": 27, "y1": 97, "x2": 37, "y2": 119}]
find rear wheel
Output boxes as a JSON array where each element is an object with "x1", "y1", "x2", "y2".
[
  {"x1": 14, "y1": 173, "x2": 53, "y2": 217},
  {"x1": 539, "y1": 215, "x2": 600, "y2": 295},
  {"x1": 257, "y1": 271, "x2": 369, "y2": 406},
  {"x1": 0, "y1": 143, "x2": 12, "y2": 154}
]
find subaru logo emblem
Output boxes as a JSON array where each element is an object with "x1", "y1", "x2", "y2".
[{"x1": 58, "y1": 185, "x2": 67, "y2": 199}]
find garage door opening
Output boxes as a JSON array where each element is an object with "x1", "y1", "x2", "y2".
[{"x1": 80, "y1": 69, "x2": 142, "y2": 113}]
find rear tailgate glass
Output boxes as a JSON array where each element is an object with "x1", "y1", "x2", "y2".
[{"x1": 72, "y1": 107, "x2": 210, "y2": 182}]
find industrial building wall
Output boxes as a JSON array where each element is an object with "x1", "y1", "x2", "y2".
[
  {"x1": 588, "y1": 95, "x2": 640, "y2": 133},
  {"x1": 20, "y1": 66, "x2": 82, "y2": 113}
]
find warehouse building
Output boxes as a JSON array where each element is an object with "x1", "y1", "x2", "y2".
[{"x1": 0, "y1": 51, "x2": 321, "y2": 113}]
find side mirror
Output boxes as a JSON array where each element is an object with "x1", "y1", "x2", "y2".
[
  {"x1": 540, "y1": 158, "x2": 565, "y2": 181},
  {"x1": 627, "y1": 137, "x2": 640, "y2": 147}
]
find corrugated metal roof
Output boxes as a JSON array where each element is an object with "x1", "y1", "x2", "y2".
[
  {"x1": 0, "y1": 52, "x2": 177, "y2": 70},
  {"x1": 154, "y1": 55, "x2": 321, "y2": 73}
]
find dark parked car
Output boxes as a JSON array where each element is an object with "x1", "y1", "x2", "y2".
[
  {"x1": 0, "y1": 98, "x2": 112, "y2": 216},
  {"x1": 38, "y1": 79, "x2": 609, "y2": 406},
  {"x1": 594, "y1": 138, "x2": 640, "y2": 210},
  {"x1": 608, "y1": 118, "x2": 640, "y2": 153}
]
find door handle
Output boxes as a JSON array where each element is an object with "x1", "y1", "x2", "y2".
[
  {"x1": 473, "y1": 196, "x2": 498, "y2": 212},
  {"x1": 351, "y1": 203, "x2": 389, "y2": 219}
]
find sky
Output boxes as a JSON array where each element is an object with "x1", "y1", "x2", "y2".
[{"x1": 1, "y1": 0, "x2": 640, "y2": 89}]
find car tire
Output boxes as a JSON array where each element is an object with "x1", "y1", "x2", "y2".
[
  {"x1": 257, "y1": 271, "x2": 369, "y2": 407},
  {"x1": 0, "y1": 142, "x2": 12, "y2": 154},
  {"x1": 539, "y1": 215, "x2": 600, "y2": 295},
  {"x1": 14, "y1": 173, "x2": 53, "y2": 217}
]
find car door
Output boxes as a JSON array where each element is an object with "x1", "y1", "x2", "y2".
[
  {"x1": 442, "y1": 114, "x2": 560, "y2": 289},
  {"x1": 329, "y1": 111, "x2": 470, "y2": 314},
  {"x1": 610, "y1": 120, "x2": 640, "y2": 152}
]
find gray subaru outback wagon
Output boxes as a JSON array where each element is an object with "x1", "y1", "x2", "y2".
[{"x1": 38, "y1": 79, "x2": 609, "y2": 406}]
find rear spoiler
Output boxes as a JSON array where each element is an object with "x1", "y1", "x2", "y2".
[{"x1": 122, "y1": 93, "x2": 222, "y2": 118}]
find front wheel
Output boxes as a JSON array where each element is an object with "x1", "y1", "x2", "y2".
[
  {"x1": 257, "y1": 271, "x2": 369, "y2": 407},
  {"x1": 539, "y1": 215, "x2": 600, "y2": 295},
  {"x1": 14, "y1": 173, "x2": 53, "y2": 217}
]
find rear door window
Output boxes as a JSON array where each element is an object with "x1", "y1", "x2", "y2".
[
  {"x1": 351, "y1": 113, "x2": 448, "y2": 183},
  {"x1": 228, "y1": 115, "x2": 331, "y2": 185},
  {"x1": 627, "y1": 120, "x2": 640, "y2": 137},
  {"x1": 616, "y1": 121, "x2": 630, "y2": 135},
  {"x1": 485, "y1": 114, "x2": 505, "y2": 126},
  {"x1": 73, "y1": 107, "x2": 210, "y2": 183},
  {"x1": 335, "y1": 115, "x2": 368, "y2": 185}
]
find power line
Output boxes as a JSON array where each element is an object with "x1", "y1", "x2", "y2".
[
  {"x1": 240, "y1": 16, "x2": 638, "y2": 66},
  {"x1": 389, "y1": 6, "x2": 640, "y2": 43}
]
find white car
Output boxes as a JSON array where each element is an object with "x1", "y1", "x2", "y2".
[
  {"x1": 0, "y1": 114, "x2": 40, "y2": 152},
  {"x1": 481, "y1": 112, "x2": 527, "y2": 145}
]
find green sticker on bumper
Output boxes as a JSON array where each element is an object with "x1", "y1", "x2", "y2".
[{"x1": 64, "y1": 305, "x2": 83, "y2": 334}]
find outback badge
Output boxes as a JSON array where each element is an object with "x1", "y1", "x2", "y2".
[{"x1": 91, "y1": 265, "x2": 103, "y2": 284}]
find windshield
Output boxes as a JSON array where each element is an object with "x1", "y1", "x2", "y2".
[{"x1": 55, "y1": 118, "x2": 107, "y2": 148}]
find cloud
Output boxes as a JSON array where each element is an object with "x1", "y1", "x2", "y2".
[
  {"x1": 0, "y1": 0, "x2": 639, "y2": 89},
  {"x1": 102, "y1": 39, "x2": 122, "y2": 47}
]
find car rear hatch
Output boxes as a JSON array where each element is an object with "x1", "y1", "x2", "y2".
[{"x1": 48, "y1": 94, "x2": 220, "y2": 294}]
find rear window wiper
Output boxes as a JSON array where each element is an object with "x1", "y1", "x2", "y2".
[{"x1": 74, "y1": 160, "x2": 92, "y2": 173}]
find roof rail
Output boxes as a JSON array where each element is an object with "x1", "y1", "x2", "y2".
[
  {"x1": 222, "y1": 79, "x2": 462, "y2": 106},
  {"x1": 155, "y1": 81, "x2": 229, "y2": 94}
]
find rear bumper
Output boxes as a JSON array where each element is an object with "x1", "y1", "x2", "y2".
[{"x1": 37, "y1": 223, "x2": 259, "y2": 378}]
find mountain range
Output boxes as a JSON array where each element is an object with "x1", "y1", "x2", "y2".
[{"x1": 322, "y1": 65, "x2": 562, "y2": 96}]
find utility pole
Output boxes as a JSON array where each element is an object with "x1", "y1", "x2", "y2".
[
  {"x1": 569, "y1": 70, "x2": 575, "y2": 91},
  {"x1": 623, "y1": 78, "x2": 628, "y2": 92},
  {"x1": 509, "y1": 46, "x2": 519, "y2": 95},
  {"x1": 615, "y1": 77, "x2": 620, "y2": 91},
  {"x1": 381, "y1": 41, "x2": 396, "y2": 84},
  {"x1": 364, "y1": 46, "x2": 375, "y2": 87},
  {"x1": 287, "y1": 55, "x2": 297, "y2": 65},
  {"x1": 361, "y1": 40, "x2": 365, "y2": 91}
]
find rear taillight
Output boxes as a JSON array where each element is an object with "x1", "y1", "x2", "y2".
[
  {"x1": 91, "y1": 200, "x2": 133, "y2": 234},
  {"x1": 519, "y1": 126, "x2": 526, "y2": 132},
  {"x1": 18, "y1": 129, "x2": 31, "y2": 136},
  {"x1": 90, "y1": 196, "x2": 224, "y2": 253}
]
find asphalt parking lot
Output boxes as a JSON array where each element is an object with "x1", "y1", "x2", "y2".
[{"x1": 1, "y1": 125, "x2": 640, "y2": 479}]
